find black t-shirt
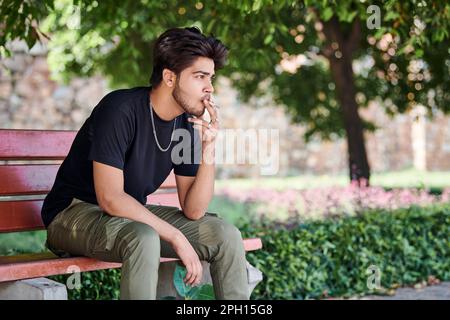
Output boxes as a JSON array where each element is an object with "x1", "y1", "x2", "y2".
[{"x1": 41, "y1": 86, "x2": 200, "y2": 228}]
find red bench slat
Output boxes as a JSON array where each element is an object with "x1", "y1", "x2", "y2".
[
  {"x1": 0, "y1": 165, "x2": 60, "y2": 195},
  {"x1": 147, "y1": 192, "x2": 180, "y2": 207},
  {"x1": 0, "y1": 200, "x2": 44, "y2": 232},
  {"x1": 0, "y1": 192, "x2": 180, "y2": 233},
  {"x1": 0, "y1": 129, "x2": 77, "y2": 160},
  {"x1": 0, "y1": 238, "x2": 263, "y2": 282},
  {"x1": 0, "y1": 165, "x2": 177, "y2": 196}
]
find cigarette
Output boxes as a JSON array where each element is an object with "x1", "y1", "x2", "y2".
[{"x1": 209, "y1": 100, "x2": 220, "y2": 109}]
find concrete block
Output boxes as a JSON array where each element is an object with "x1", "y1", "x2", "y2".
[{"x1": 0, "y1": 277, "x2": 68, "y2": 300}]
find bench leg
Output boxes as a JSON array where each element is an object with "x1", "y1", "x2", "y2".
[
  {"x1": 156, "y1": 260, "x2": 263, "y2": 300},
  {"x1": 0, "y1": 277, "x2": 68, "y2": 300}
]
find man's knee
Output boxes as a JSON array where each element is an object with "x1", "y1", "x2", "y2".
[
  {"x1": 203, "y1": 218, "x2": 243, "y2": 245},
  {"x1": 123, "y1": 222, "x2": 161, "y2": 257}
]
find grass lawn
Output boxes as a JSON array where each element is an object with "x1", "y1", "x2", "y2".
[
  {"x1": 0, "y1": 230, "x2": 47, "y2": 255},
  {"x1": 215, "y1": 169, "x2": 450, "y2": 192}
]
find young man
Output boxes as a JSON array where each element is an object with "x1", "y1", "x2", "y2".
[{"x1": 41, "y1": 27, "x2": 249, "y2": 300}]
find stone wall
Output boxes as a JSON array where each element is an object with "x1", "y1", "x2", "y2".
[
  {"x1": 0, "y1": 41, "x2": 107, "y2": 131},
  {"x1": 1, "y1": 40, "x2": 449, "y2": 178}
]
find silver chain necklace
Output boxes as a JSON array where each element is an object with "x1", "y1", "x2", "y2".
[{"x1": 149, "y1": 101, "x2": 177, "y2": 152}]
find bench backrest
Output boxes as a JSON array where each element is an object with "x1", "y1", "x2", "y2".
[{"x1": 0, "y1": 129, "x2": 179, "y2": 233}]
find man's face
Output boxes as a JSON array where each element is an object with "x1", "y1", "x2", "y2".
[{"x1": 172, "y1": 57, "x2": 215, "y2": 117}]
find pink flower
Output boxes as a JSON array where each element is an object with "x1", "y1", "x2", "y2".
[{"x1": 217, "y1": 184, "x2": 447, "y2": 221}]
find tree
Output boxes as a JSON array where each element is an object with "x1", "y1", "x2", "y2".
[{"x1": 1, "y1": 0, "x2": 449, "y2": 184}]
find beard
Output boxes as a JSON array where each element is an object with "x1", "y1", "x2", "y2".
[{"x1": 172, "y1": 79, "x2": 206, "y2": 117}]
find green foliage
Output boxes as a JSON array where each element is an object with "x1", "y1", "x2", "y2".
[
  {"x1": 0, "y1": 0, "x2": 55, "y2": 56},
  {"x1": 239, "y1": 203, "x2": 450, "y2": 299}
]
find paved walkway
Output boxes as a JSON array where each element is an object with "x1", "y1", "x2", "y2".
[{"x1": 360, "y1": 282, "x2": 450, "y2": 300}]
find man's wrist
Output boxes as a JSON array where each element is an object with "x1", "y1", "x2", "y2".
[
  {"x1": 202, "y1": 142, "x2": 216, "y2": 165},
  {"x1": 202, "y1": 140, "x2": 216, "y2": 149}
]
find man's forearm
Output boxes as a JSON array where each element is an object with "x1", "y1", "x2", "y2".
[
  {"x1": 100, "y1": 192, "x2": 182, "y2": 244},
  {"x1": 183, "y1": 142, "x2": 216, "y2": 220}
]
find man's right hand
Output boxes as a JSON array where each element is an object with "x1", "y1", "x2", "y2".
[{"x1": 171, "y1": 232, "x2": 203, "y2": 287}]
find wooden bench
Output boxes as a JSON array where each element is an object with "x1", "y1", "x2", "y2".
[{"x1": 0, "y1": 129, "x2": 262, "y2": 299}]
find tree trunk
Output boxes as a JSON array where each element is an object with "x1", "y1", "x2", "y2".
[
  {"x1": 330, "y1": 56, "x2": 371, "y2": 185},
  {"x1": 322, "y1": 17, "x2": 371, "y2": 185}
]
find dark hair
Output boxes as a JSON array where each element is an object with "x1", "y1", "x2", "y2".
[{"x1": 150, "y1": 27, "x2": 228, "y2": 88}]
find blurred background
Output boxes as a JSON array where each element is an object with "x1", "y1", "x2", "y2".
[{"x1": 1, "y1": 0, "x2": 449, "y2": 300}]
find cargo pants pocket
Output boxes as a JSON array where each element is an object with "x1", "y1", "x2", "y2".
[{"x1": 90, "y1": 214, "x2": 132, "y2": 257}]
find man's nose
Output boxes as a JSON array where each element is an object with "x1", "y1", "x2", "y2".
[{"x1": 204, "y1": 83, "x2": 214, "y2": 94}]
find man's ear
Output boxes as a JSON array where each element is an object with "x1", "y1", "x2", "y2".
[{"x1": 162, "y1": 68, "x2": 176, "y2": 88}]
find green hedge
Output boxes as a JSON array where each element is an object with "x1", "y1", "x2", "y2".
[
  {"x1": 50, "y1": 204, "x2": 450, "y2": 300},
  {"x1": 50, "y1": 269, "x2": 121, "y2": 300},
  {"x1": 241, "y1": 204, "x2": 450, "y2": 299}
]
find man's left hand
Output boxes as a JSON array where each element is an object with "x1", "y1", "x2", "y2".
[{"x1": 187, "y1": 98, "x2": 220, "y2": 145}]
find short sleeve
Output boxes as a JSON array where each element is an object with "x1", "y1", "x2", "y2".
[
  {"x1": 87, "y1": 103, "x2": 135, "y2": 170},
  {"x1": 173, "y1": 126, "x2": 201, "y2": 177},
  {"x1": 174, "y1": 161, "x2": 200, "y2": 176}
]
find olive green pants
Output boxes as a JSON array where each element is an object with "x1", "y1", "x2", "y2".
[{"x1": 45, "y1": 198, "x2": 249, "y2": 300}]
